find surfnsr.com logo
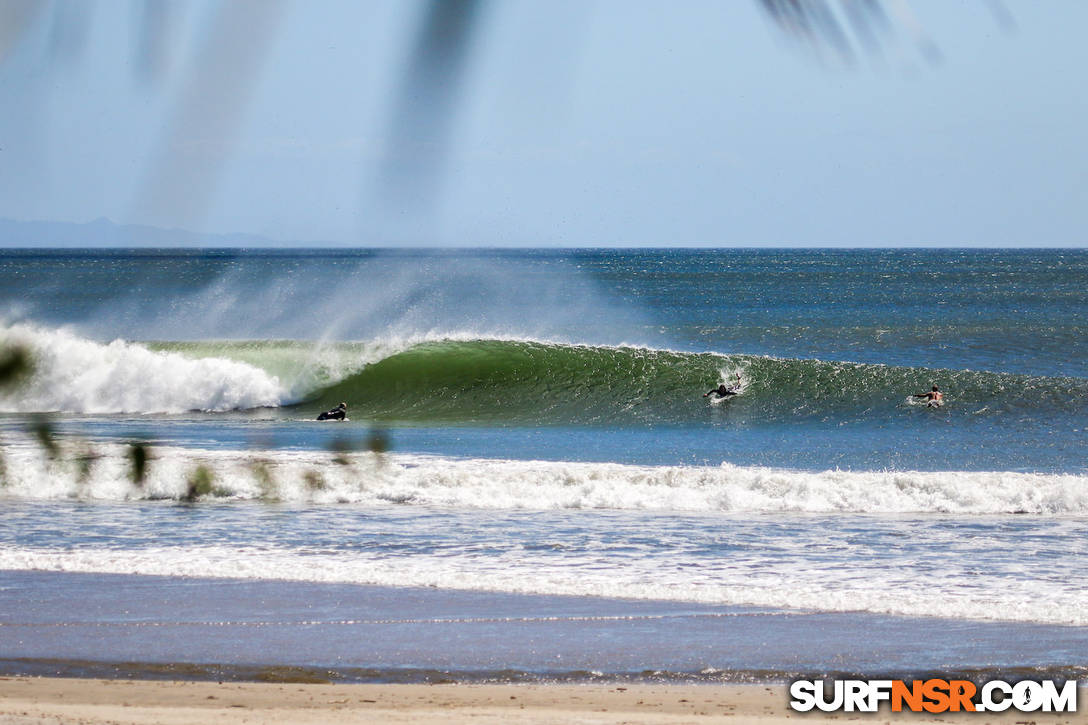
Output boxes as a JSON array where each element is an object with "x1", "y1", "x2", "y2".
[{"x1": 789, "y1": 679, "x2": 1078, "y2": 713}]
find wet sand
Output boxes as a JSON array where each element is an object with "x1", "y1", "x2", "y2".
[
  {"x1": 3, "y1": 573, "x2": 1086, "y2": 723},
  {"x1": 1, "y1": 677, "x2": 1086, "y2": 725}
]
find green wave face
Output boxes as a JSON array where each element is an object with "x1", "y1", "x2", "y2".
[
  {"x1": 314, "y1": 340, "x2": 727, "y2": 424},
  {"x1": 308, "y1": 340, "x2": 1088, "y2": 425}
]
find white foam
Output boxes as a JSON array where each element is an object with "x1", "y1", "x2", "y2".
[
  {"x1": 2, "y1": 440, "x2": 1087, "y2": 514},
  {"x1": 0, "y1": 323, "x2": 284, "y2": 413},
  {"x1": 4, "y1": 443, "x2": 1088, "y2": 625},
  {"x1": 0, "y1": 320, "x2": 734, "y2": 414},
  {"x1": 1, "y1": 539, "x2": 1084, "y2": 627}
]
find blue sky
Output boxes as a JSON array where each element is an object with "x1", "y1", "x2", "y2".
[{"x1": 1, "y1": 1, "x2": 1086, "y2": 246}]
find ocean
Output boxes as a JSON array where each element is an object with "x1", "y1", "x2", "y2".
[{"x1": 1, "y1": 248, "x2": 1087, "y2": 682}]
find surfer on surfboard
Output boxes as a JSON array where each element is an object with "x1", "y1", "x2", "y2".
[
  {"x1": 913, "y1": 385, "x2": 943, "y2": 408},
  {"x1": 704, "y1": 373, "x2": 742, "y2": 399},
  {"x1": 317, "y1": 402, "x2": 348, "y2": 420}
]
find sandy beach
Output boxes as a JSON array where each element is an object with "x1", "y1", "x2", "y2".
[{"x1": 0, "y1": 678, "x2": 1084, "y2": 725}]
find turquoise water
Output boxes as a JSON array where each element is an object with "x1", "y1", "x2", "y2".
[{"x1": 1, "y1": 249, "x2": 1087, "y2": 676}]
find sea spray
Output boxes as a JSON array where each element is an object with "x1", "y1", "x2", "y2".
[
  {"x1": 1, "y1": 251, "x2": 653, "y2": 347},
  {"x1": 5, "y1": 322, "x2": 1088, "y2": 423},
  {"x1": 3, "y1": 250, "x2": 1088, "y2": 648},
  {"x1": 0, "y1": 323, "x2": 283, "y2": 413}
]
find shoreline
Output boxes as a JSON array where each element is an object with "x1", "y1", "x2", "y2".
[
  {"x1": 4, "y1": 571, "x2": 1088, "y2": 682},
  {"x1": 3, "y1": 677, "x2": 1086, "y2": 725},
  {"x1": 3, "y1": 656, "x2": 1087, "y2": 688}
]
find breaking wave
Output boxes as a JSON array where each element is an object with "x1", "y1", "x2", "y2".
[
  {"x1": 3, "y1": 322, "x2": 1087, "y2": 422},
  {"x1": 0, "y1": 324, "x2": 282, "y2": 413},
  {"x1": 2, "y1": 442, "x2": 1087, "y2": 514}
]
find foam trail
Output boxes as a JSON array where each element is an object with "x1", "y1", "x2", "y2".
[
  {"x1": 0, "y1": 323, "x2": 283, "y2": 413},
  {"x1": 3, "y1": 542, "x2": 1082, "y2": 626},
  {"x1": 3, "y1": 442, "x2": 1087, "y2": 514},
  {"x1": 5, "y1": 443, "x2": 1088, "y2": 626}
]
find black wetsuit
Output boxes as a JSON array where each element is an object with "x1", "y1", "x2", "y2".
[
  {"x1": 706, "y1": 384, "x2": 738, "y2": 398},
  {"x1": 317, "y1": 405, "x2": 347, "y2": 421}
]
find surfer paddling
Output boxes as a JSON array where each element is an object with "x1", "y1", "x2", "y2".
[
  {"x1": 913, "y1": 385, "x2": 943, "y2": 408},
  {"x1": 704, "y1": 373, "x2": 742, "y2": 399},
  {"x1": 317, "y1": 402, "x2": 347, "y2": 421}
]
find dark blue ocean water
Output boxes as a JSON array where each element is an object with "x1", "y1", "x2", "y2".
[
  {"x1": 4, "y1": 248, "x2": 1087, "y2": 375},
  {"x1": 1, "y1": 248, "x2": 1086, "y2": 472},
  {"x1": 2, "y1": 249, "x2": 1087, "y2": 646}
]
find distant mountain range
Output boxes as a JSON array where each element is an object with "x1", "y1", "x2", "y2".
[{"x1": 0, "y1": 217, "x2": 291, "y2": 248}]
